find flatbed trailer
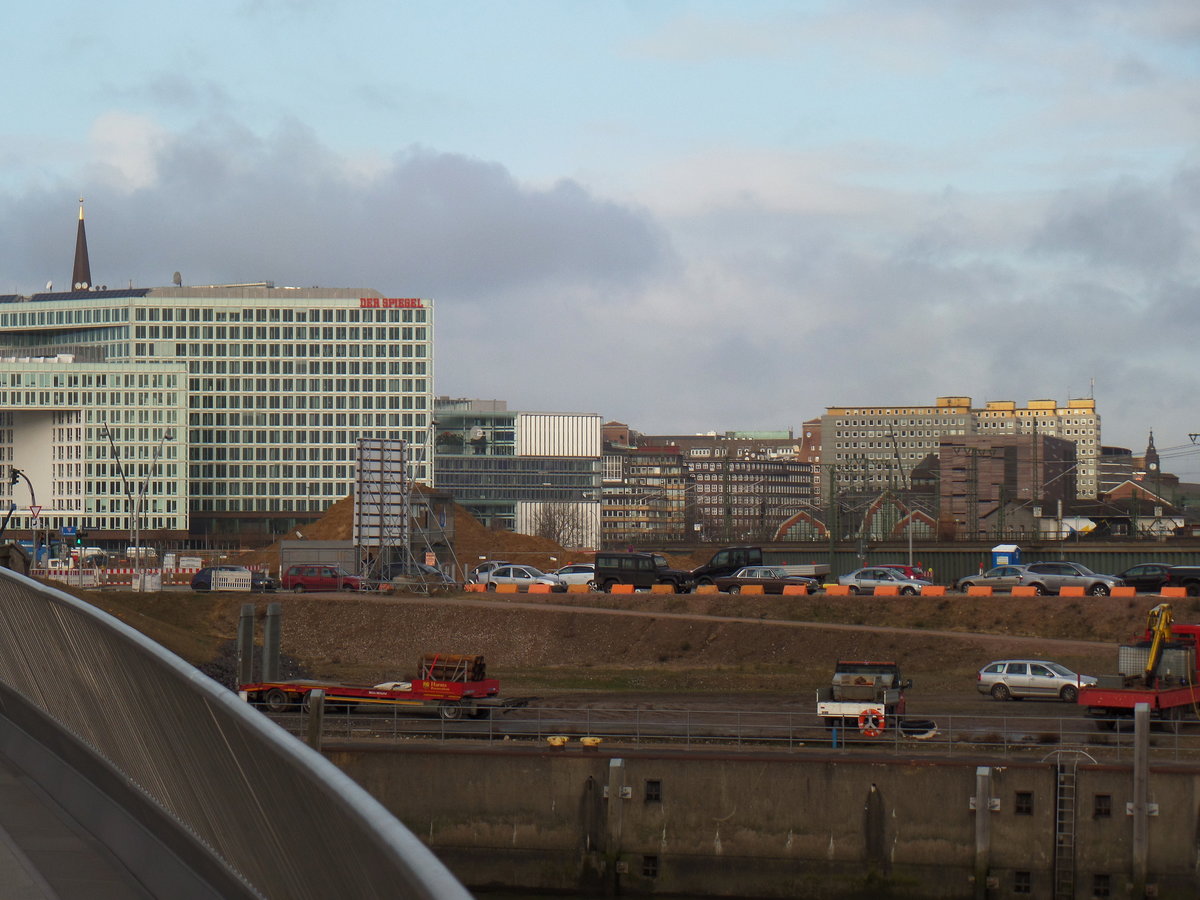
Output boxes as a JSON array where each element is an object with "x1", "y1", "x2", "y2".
[
  {"x1": 240, "y1": 653, "x2": 504, "y2": 720},
  {"x1": 1078, "y1": 609, "x2": 1200, "y2": 729}
]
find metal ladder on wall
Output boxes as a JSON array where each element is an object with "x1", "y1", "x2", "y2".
[{"x1": 1046, "y1": 748, "x2": 1095, "y2": 900}]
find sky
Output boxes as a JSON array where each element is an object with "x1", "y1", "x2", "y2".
[{"x1": 2, "y1": 1, "x2": 1199, "y2": 473}]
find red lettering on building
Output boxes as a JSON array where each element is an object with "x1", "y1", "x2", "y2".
[{"x1": 359, "y1": 297, "x2": 423, "y2": 309}]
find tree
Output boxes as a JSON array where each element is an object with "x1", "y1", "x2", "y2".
[{"x1": 531, "y1": 503, "x2": 591, "y2": 549}]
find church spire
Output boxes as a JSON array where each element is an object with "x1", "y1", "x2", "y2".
[
  {"x1": 72, "y1": 197, "x2": 92, "y2": 291},
  {"x1": 1145, "y1": 430, "x2": 1159, "y2": 471}
]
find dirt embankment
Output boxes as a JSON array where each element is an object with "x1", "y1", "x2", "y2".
[
  {"x1": 73, "y1": 585, "x2": 1190, "y2": 698},
  {"x1": 67, "y1": 495, "x2": 1192, "y2": 699}
]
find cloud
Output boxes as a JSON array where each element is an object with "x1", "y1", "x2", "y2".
[{"x1": 1, "y1": 107, "x2": 1198, "y2": 465}]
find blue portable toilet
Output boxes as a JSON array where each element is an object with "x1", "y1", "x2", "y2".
[{"x1": 991, "y1": 544, "x2": 1021, "y2": 567}]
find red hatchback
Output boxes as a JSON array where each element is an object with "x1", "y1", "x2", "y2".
[
  {"x1": 878, "y1": 563, "x2": 932, "y2": 582},
  {"x1": 281, "y1": 564, "x2": 364, "y2": 592}
]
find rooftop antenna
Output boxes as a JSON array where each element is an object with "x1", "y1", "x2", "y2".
[{"x1": 172, "y1": 271, "x2": 182, "y2": 287}]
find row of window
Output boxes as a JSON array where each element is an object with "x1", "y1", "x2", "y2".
[
  {"x1": 134, "y1": 325, "x2": 427, "y2": 341},
  {"x1": 135, "y1": 305, "x2": 428, "y2": 324},
  {"x1": 150, "y1": 342, "x2": 428, "y2": 359}
]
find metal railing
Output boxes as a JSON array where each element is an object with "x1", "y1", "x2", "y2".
[
  {"x1": 259, "y1": 701, "x2": 1200, "y2": 763},
  {"x1": 0, "y1": 568, "x2": 471, "y2": 900}
]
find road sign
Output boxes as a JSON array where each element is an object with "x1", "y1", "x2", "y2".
[
  {"x1": 28, "y1": 505, "x2": 41, "y2": 518},
  {"x1": 62, "y1": 525, "x2": 77, "y2": 536}
]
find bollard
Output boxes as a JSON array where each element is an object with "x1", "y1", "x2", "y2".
[
  {"x1": 305, "y1": 690, "x2": 325, "y2": 751},
  {"x1": 263, "y1": 602, "x2": 282, "y2": 683},
  {"x1": 237, "y1": 603, "x2": 255, "y2": 686}
]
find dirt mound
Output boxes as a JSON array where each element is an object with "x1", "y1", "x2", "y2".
[{"x1": 228, "y1": 491, "x2": 696, "y2": 575}]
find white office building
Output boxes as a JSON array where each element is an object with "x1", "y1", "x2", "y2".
[{"x1": 0, "y1": 284, "x2": 435, "y2": 546}]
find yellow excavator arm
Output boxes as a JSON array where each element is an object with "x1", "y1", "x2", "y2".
[{"x1": 1143, "y1": 603, "x2": 1174, "y2": 686}]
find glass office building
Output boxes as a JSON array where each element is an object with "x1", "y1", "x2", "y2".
[{"x1": 0, "y1": 285, "x2": 434, "y2": 546}]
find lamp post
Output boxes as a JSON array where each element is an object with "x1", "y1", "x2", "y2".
[
  {"x1": 9, "y1": 467, "x2": 37, "y2": 564},
  {"x1": 102, "y1": 424, "x2": 173, "y2": 590}
]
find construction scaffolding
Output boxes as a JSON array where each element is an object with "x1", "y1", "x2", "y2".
[{"x1": 353, "y1": 438, "x2": 458, "y2": 592}]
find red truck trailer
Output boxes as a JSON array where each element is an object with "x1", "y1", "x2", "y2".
[
  {"x1": 240, "y1": 653, "x2": 502, "y2": 720},
  {"x1": 1078, "y1": 604, "x2": 1200, "y2": 729}
]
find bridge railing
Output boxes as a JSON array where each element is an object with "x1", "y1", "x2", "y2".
[
  {"x1": 0, "y1": 568, "x2": 471, "y2": 900},
  {"x1": 258, "y1": 700, "x2": 1200, "y2": 764}
]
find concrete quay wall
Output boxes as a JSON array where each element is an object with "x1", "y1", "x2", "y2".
[{"x1": 325, "y1": 743, "x2": 1200, "y2": 899}]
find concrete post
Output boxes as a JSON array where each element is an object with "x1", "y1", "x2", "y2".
[
  {"x1": 236, "y1": 603, "x2": 255, "y2": 686},
  {"x1": 305, "y1": 690, "x2": 325, "y2": 751},
  {"x1": 1132, "y1": 702, "x2": 1149, "y2": 896},
  {"x1": 974, "y1": 766, "x2": 992, "y2": 900},
  {"x1": 262, "y1": 602, "x2": 282, "y2": 683}
]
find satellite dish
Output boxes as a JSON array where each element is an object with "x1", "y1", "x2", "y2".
[
  {"x1": 470, "y1": 427, "x2": 484, "y2": 440},
  {"x1": 45, "y1": 281, "x2": 52, "y2": 291},
  {"x1": 173, "y1": 271, "x2": 182, "y2": 287}
]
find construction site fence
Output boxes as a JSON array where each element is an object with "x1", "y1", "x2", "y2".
[
  {"x1": 31, "y1": 565, "x2": 269, "y2": 588},
  {"x1": 0, "y1": 568, "x2": 471, "y2": 899}
]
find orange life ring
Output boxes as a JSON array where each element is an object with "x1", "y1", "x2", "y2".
[{"x1": 858, "y1": 708, "x2": 885, "y2": 737}]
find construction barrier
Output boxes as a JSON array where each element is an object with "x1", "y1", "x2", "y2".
[
  {"x1": 650, "y1": 584, "x2": 677, "y2": 594},
  {"x1": 495, "y1": 584, "x2": 520, "y2": 594},
  {"x1": 464, "y1": 583, "x2": 486, "y2": 592},
  {"x1": 873, "y1": 585, "x2": 899, "y2": 596},
  {"x1": 738, "y1": 585, "x2": 765, "y2": 595},
  {"x1": 1012, "y1": 586, "x2": 1038, "y2": 597},
  {"x1": 919, "y1": 585, "x2": 946, "y2": 596},
  {"x1": 694, "y1": 584, "x2": 720, "y2": 595},
  {"x1": 527, "y1": 584, "x2": 552, "y2": 594},
  {"x1": 1161, "y1": 586, "x2": 1187, "y2": 598},
  {"x1": 781, "y1": 585, "x2": 808, "y2": 595},
  {"x1": 566, "y1": 583, "x2": 591, "y2": 593},
  {"x1": 825, "y1": 585, "x2": 851, "y2": 596},
  {"x1": 1059, "y1": 586, "x2": 1085, "y2": 597},
  {"x1": 1111, "y1": 586, "x2": 1137, "y2": 598},
  {"x1": 966, "y1": 585, "x2": 993, "y2": 597},
  {"x1": 609, "y1": 584, "x2": 635, "y2": 594}
]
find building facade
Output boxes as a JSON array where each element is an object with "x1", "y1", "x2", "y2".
[
  {"x1": 0, "y1": 285, "x2": 435, "y2": 546},
  {"x1": 938, "y1": 433, "x2": 1077, "y2": 540},
  {"x1": 823, "y1": 396, "x2": 1101, "y2": 501},
  {"x1": 434, "y1": 398, "x2": 601, "y2": 547}
]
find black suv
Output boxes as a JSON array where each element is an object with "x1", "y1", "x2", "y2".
[
  {"x1": 691, "y1": 546, "x2": 764, "y2": 585},
  {"x1": 594, "y1": 552, "x2": 694, "y2": 593}
]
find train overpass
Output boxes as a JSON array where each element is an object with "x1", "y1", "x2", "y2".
[{"x1": 0, "y1": 568, "x2": 471, "y2": 899}]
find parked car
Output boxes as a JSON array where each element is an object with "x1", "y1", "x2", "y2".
[
  {"x1": 1115, "y1": 563, "x2": 1173, "y2": 594},
  {"x1": 480, "y1": 564, "x2": 567, "y2": 592},
  {"x1": 281, "y1": 564, "x2": 364, "y2": 593},
  {"x1": 1017, "y1": 562, "x2": 1123, "y2": 596},
  {"x1": 552, "y1": 563, "x2": 596, "y2": 586},
  {"x1": 593, "y1": 551, "x2": 694, "y2": 593},
  {"x1": 468, "y1": 560, "x2": 511, "y2": 584},
  {"x1": 190, "y1": 565, "x2": 276, "y2": 592},
  {"x1": 976, "y1": 659, "x2": 1096, "y2": 702},
  {"x1": 954, "y1": 565, "x2": 1029, "y2": 593},
  {"x1": 1165, "y1": 566, "x2": 1200, "y2": 596},
  {"x1": 878, "y1": 563, "x2": 932, "y2": 582},
  {"x1": 691, "y1": 546, "x2": 764, "y2": 585},
  {"x1": 713, "y1": 566, "x2": 821, "y2": 595},
  {"x1": 838, "y1": 567, "x2": 931, "y2": 595}
]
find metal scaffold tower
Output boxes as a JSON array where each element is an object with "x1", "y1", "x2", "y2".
[{"x1": 353, "y1": 438, "x2": 458, "y2": 592}]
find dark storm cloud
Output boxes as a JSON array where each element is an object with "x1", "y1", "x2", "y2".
[
  {"x1": 1031, "y1": 178, "x2": 1187, "y2": 271},
  {"x1": 0, "y1": 119, "x2": 673, "y2": 300}
]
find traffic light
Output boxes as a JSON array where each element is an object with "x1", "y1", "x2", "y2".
[
  {"x1": 8, "y1": 467, "x2": 19, "y2": 486},
  {"x1": 74, "y1": 531, "x2": 87, "y2": 546}
]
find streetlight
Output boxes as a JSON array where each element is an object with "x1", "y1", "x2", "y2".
[
  {"x1": 102, "y1": 424, "x2": 174, "y2": 590},
  {"x1": 8, "y1": 467, "x2": 37, "y2": 564}
]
